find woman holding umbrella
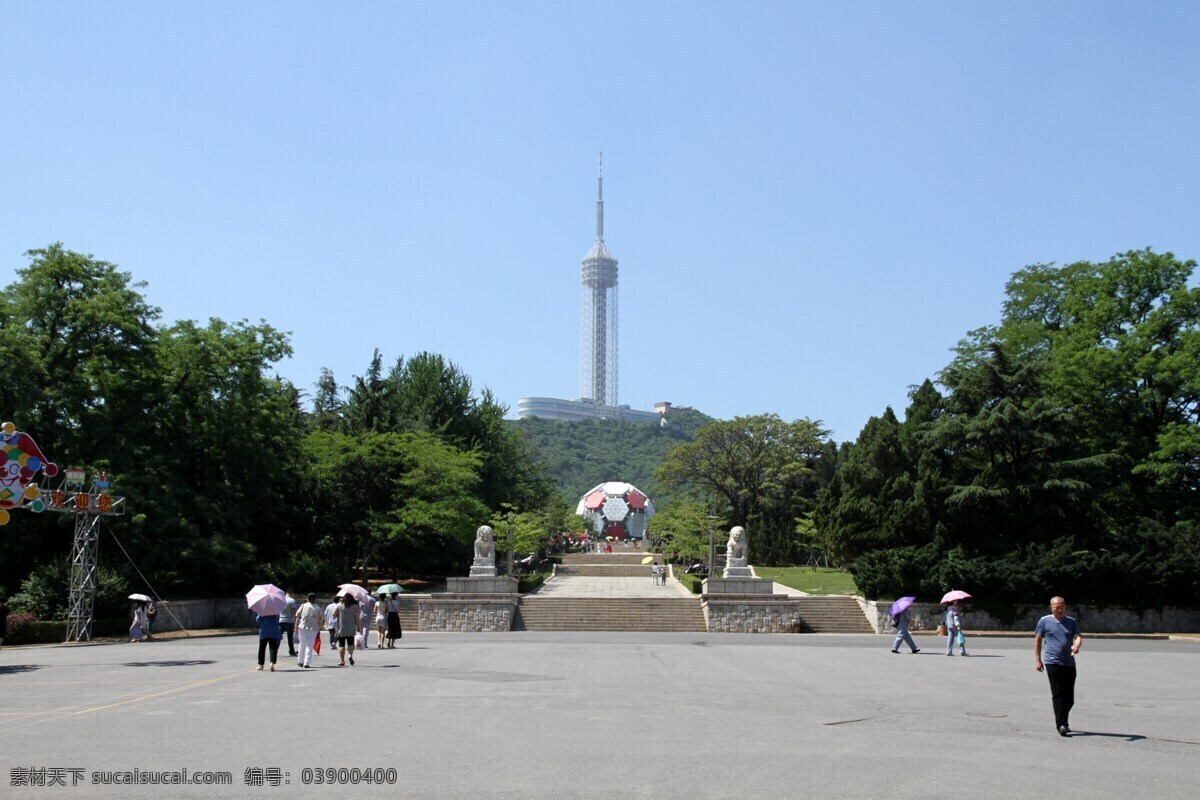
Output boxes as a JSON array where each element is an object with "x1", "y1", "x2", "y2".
[
  {"x1": 255, "y1": 611, "x2": 282, "y2": 671},
  {"x1": 332, "y1": 592, "x2": 359, "y2": 666},
  {"x1": 888, "y1": 597, "x2": 920, "y2": 654},
  {"x1": 246, "y1": 584, "x2": 286, "y2": 671},
  {"x1": 942, "y1": 591, "x2": 971, "y2": 656},
  {"x1": 128, "y1": 600, "x2": 148, "y2": 643},
  {"x1": 379, "y1": 585, "x2": 404, "y2": 648}
]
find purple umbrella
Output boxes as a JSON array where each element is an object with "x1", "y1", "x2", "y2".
[{"x1": 889, "y1": 596, "x2": 916, "y2": 617}]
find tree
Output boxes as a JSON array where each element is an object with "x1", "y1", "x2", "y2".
[
  {"x1": 311, "y1": 367, "x2": 345, "y2": 431},
  {"x1": 300, "y1": 430, "x2": 487, "y2": 580},
  {"x1": 646, "y1": 498, "x2": 716, "y2": 562},
  {"x1": 119, "y1": 317, "x2": 303, "y2": 593},
  {"x1": 0, "y1": 243, "x2": 159, "y2": 463},
  {"x1": 656, "y1": 414, "x2": 831, "y2": 564},
  {"x1": 834, "y1": 249, "x2": 1200, "y2": 604},
  {"x1": 343, "y1": 349, "x2": 393, "y2": 434}
]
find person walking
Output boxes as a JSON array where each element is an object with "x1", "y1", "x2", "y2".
[
  {"x1": 332, "y1": 594, "x2": 358, "y2": 666},
  {"x1": 129, "y1": 601, "x2": 148, "y2": 643},
  {"x1": 1035, "y1": 596, "x2": 1083, "y2": 736},
  {"x1": 255, "y1": 612, "x2": 282, "y2": 671},
  {"x1": 0, "y1": 595, "x2": 9, "y2": 650},
  {"x1": 295, "y1": 592, "x2": 323, "y2": 668},
  {"x1": 145, "y1": 599, "x2": 158, "y2": 638},
  {"x1": 374, "y1": 593, "x2": 388, "y2": 649},
  {"x1": 279, "y1": 592, "x2": 298, "y2": 657},
  {"x1": 890, "y1": 608, "x2": 920, "y2": 654},
  {"x1": 324, "y1": 596, "x2": 339, "y2": 649},
  {"x1": 944, "y1": 600, "x2": 968, "y2": 656},
  {"x1": 385, "y1": 593, "x2": 403, "y2": 648}
]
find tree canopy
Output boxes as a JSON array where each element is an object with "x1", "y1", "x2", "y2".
[
  {"x1": 0, "y1": 244, "x2": 558, "y2": 609},
  {"x1": 819, "y1": 250, "x2": 1200, "y2": 606}
]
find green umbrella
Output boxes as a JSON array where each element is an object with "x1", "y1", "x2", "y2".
[{"x1": 377, "y1": 583, "x2": 404, "y2": 595}]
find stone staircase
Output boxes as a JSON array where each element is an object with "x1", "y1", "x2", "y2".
[
  {"x1": 787, "y1": 595, "x2": 874, "y2": 633},
  {"x1": 556, "y1": 551, "x2": 663, "y2": 578},
  {"x1": 515, "y1": 596, "x2": 707, "y2": 632},
  {"x1": 390, "y1": 596, "x2": 422, "y2": 632}
]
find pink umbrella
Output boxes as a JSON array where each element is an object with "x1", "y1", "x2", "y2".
[
  {"x1": 940, "y1": 590, "x2": 972, "y2": 605},
  {"x1": 246, "y1": 583, "x2": 287, "y2": 615},
  {"x1": 336, "y1": 583, "x2": 369, "y2": 601}
]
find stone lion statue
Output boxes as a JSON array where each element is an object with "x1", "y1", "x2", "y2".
[
  {"x1": 473, "y1": 525, "x2": 495, "y2": 563},
  {"x1": 726, "y1": 526, "x2": 748, "y2": 566}
]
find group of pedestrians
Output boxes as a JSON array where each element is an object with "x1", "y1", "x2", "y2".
[
  {"x1": 128, "y1": 599, "x2": 157, "y2": 642},
  {"x1": 889, "y1": 595, "x2": 1084, "y2": 736},
  {"x1": 649, "y1": 562, "x2": 669, "y2": 585},
  {"x1": 374, "y1": 593, "x2": 404, "y2": 648},
  {"x1": 254, "y1": 587, "x2": 408, "y2": 671},
  {"x1": 889, "y1": 598, "x2": 969, "y2": 655}
]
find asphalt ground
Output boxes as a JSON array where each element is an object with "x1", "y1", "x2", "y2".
[{"x1": 2, "y1": 632, "x2": 1198, "y2": 800}]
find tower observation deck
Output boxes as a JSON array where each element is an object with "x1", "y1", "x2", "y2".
[{"x1": 580, "y1": 155, "x2": 619, "y2": 406}]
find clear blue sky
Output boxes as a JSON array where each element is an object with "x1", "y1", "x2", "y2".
[{"x1": 3, "y1": 2, "x2": 1197, "y2": 441}]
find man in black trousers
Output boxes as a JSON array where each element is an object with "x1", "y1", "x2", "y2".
[{"x1": 1034, "y1": 596, "x2": 1083, "y2": 736}]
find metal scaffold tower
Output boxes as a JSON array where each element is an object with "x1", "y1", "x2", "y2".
[
  {"x1": 1, "y1": 423, "x2": 121, "y2": 641},
  {"x1": 48, "y1": 476, "x2": 125, "y2": 642}
]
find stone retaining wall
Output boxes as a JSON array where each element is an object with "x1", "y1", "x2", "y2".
[
  {"x1": 152, "y1": 599, "x2": 256, "y2": 632},
  {"x1": 857, "y1": 598, "x2": 1200, "y2": 634},
  {"x1": 703, "y1": 598, "x2": 803, "y2": 633},
  {"x1": 418, "y1": 598, "x2": 517, "y2": 632}
]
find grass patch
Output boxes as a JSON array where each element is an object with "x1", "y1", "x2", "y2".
[{"x1": 754, "y1": 567, "x2": 859, "y2": 596}]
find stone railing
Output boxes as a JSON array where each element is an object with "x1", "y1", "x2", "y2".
[
  {"x1": 857, "y1": 598, "x2": 1200, "y2": 635},
  {"x1": 150, "y1": 599, "x2": 257, "y2": 633}
]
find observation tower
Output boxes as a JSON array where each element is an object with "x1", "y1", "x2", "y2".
[{"x1": 580, "y1": 155, "x2": 619, "y2": 406}]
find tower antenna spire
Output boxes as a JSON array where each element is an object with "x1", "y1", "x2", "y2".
[{"x1": 597, "y1": 152, "x2": 604, "y2": 241}]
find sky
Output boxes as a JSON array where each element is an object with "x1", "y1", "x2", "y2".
[{"x1": 2, "y1": 2, "x2": 1198, "y2": 442}]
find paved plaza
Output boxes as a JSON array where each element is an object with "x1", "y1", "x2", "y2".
[{"x1": 2, "y1": 631, "x2": 1198, "y2": 800}]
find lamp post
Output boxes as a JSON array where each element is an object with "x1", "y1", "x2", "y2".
[
  {"x1": 705, "y1": 515, "x2": 720, "y2": 580},
  {"x1": 507, "y1": 520, "x2": 514, "y2": 577}
]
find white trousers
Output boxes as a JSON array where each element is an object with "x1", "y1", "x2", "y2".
[{"x1": 297, "y1": 629, "x2": 318, "y2": 667}]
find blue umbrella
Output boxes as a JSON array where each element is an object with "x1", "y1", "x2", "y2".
[{"x1": 889, "y1": 596, "x2": 916, "y2": 617}]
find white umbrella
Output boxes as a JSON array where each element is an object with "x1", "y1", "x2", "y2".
[{"x1": 128, "y1": 593, "x2": 152, "y2": 603}]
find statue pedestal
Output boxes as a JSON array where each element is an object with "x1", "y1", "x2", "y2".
[
  {"x1": 445, "y1": 576, "x2": 517, "y2": 595},
  {"x1": 721, "y1": 566, "x2": 754, "y2": 579},
  {"x1": 469, "y1": 563, "x2": 497, "y2": 577},
  {"x1": 703, "y1": 577, "x2": 776, "y2": 595},
  {"x1": 419, "y1": 576, "x2": 519, "y2": 632},
  {"x1": 701, "y1": 576, "x2": 798, "y2": 633}
]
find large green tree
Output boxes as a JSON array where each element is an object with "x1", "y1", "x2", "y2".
[
  {"x1": 827, "y1": 249, "x2": 1200, "y2": 605},
  {"x1": 656, "y1": 414, "x2": 832, "y2": 564},
  {"x1": 299, "y1": 430, "x2": 488, "y2": 581}
]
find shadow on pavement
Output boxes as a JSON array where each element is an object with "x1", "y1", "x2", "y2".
[
  {"x1": 121, "y1": 660, "x2": 215, "y2": 667},
  {"x1": 0, "y1": 664, "x2": 41, "y2": 675},
  {"x1": 1070, "y1": 731, "x2": 1146, "y2": 742}
]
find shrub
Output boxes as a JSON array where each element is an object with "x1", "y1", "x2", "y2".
[
  {"x1": 517, "y1": 574, "x2": 546, "y2": 593},
  {"x1": 5, "y1": 612, "x2": 69, "y2": 645}
]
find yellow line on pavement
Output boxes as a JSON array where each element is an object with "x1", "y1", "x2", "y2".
[
  {"x1": 0, "y1": 668, "x2": 256, "y2": 732},
  {"x1": 63, "y1": 668, "x2": 257, "y2": 717}
]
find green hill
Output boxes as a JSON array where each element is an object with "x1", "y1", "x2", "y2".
[{"x1": 511, "y1": 406, "x2": 714, "y2": 503}]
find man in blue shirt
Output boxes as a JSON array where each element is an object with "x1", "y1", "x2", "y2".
[{"x1": 1034, "y1": 596, "x2": 1083, "y2": 737}]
